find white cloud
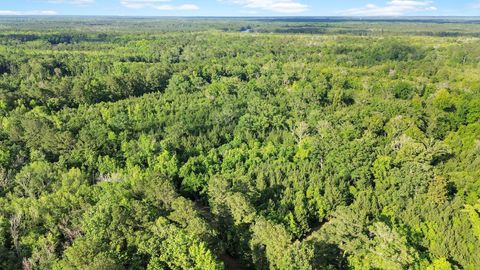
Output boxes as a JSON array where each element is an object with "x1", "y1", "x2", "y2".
[
  {"x1": 341, "y1": 0, "x2": 437, "y2": 16},
  {"x1": 471, "y1": 1, "x2": 480, "y2": 9},
  {"x1": 225, "y1": 0, "x2": 308, "y2": 13},
  {"x1": 120, "y1": 0, "x2": 170, "y2": 9},
  {"x1": 46, "y1": 0, "x2": 95, "y2": 5},
  {"x1": 0, "y1": 10, "x2": 58, "y2": 15},
  {"x1": 120, "y1": 0, "x2": 199, "y2": 11},
  {"x1": 155, "y1": 4, "x2": 200, "y2": 10}
]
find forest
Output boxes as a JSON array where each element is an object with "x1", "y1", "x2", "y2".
[{"x1": 0, "y1": 17, "x2": 479, "y2": 269}]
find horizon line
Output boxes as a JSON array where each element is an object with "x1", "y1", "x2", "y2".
[{"x1": 0, "y1": 15, "x2": 479, "y2": 18}]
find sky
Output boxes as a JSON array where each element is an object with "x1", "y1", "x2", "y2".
[{"x1": 0, "y1": 0, "x2": 479, "y2": 17}]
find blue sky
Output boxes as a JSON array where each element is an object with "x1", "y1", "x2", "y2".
[{"x1": 0, "y1": 0, "x2": 479, "y2": 16}]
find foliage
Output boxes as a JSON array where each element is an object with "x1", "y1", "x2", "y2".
[{"x1": 0, "y1": 17, "x2": 479, "y2": 270}]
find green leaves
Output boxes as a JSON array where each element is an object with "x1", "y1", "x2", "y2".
[
  {"x1": 393, "y1": 81, "x2": 415, "y2": 100},
  {"x1": 250, "y1": 218, "x2": 314, "y2": 270},
  {"x1": 464, "y1": 200, "x2": 480, "y2": 241},
  {"x1": 14, "y1": 161, "x2": 55, "y2": 198},
  {"x1": 0, "y1": 20, "x2": 479, "y2": 270}
]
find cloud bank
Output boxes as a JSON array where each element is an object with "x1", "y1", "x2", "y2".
[
  {"x1": 0, "y1": 10, "x2": 58, "y2": 15},
  {"x1": 120, "y1": 0, "x2": 199, "y2": 11},
  {"x1": 46, "y1": 0, "x2": 95, "y2": 5},
  {"x1": 225, "y1": 0, "x2": 308, "y2": 13},
  {"x1": 341, "y1": 0, "x2": 437, "y2": 16}
]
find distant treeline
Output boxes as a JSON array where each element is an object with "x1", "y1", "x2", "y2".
[{"x1": 1, "y1": 17, "x2": 480, "y2": 37}]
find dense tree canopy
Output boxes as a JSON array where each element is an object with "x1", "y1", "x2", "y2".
[{"x1": 0, "y1": 17, "x2": 479, "y2": 269}]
